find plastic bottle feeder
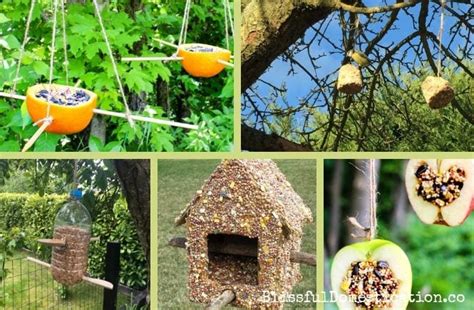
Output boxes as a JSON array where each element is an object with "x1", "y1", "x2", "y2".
[
  {"x1": 26, "y1": 84, "x2": 97, "y2": 134},
  {"x1": 27, "y1": 190, "x2": 112, "y2": 290},
  {"x1": 177, "y1": 43, "x2": 231, "y2": 78}
]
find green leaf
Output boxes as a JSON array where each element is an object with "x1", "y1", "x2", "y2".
[
  {"x1": 32, "y1": 61, "x2": 49, "y2": 77},
  {"x1": 33, "y1": 133, "x2": 61, "y2": 152},
  {"x1": 0, "y1": 13, "x2": 10, "y2": 23},
  {"x1": 0, "y1": 140, "x2": 20, "y2": 151},
  {"x1": 88, "y1": 135, "x2": 104, "y2": 152},
  {"x1": 20, "y1": 101, "x2": 32, "y2": 128}
]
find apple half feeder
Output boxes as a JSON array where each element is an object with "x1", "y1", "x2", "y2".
[
  {"x1": 405, "y1": 159, "x2": 474, "y2": 226},
  {"x1": 331, "y1": 239, "x2": 412, "y2": 310},
  {"x1": 26, "y1": 189, "x2": 113, "y2": 290},
  {"x1": 26, "y1": 84, "x2": 97, "y2": 135},
  {"x1": 177, "y1": 43, "x2": 232, "y2": 78}
]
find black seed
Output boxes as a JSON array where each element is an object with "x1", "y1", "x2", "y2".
[
  {"x1": 352, "y1": 264, "x2": 359, "y2": 276},
  {"x1": 455, "y1": 182, "x2": 464, "y2": 190},
  {"x1": 377, "y1": 261, "x2": 389, "y2": 268},
  {"x1": 415, "y1": 164, "x2": 428, "y2": 178}
]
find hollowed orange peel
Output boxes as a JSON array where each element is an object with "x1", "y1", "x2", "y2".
[
  {"x1": 26, "y1": 84, "x2": 97, "y2": 135},
  {"x1": 177, "y1": 43, "x2": 231, "y2": 78}
]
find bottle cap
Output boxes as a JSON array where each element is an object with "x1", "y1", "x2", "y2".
[{"x1": 70, "y1": 188, "x2": 83, "y2": 199}]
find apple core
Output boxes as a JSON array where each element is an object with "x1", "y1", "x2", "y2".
[{"x1": 340, "y1": 260, "x2": 399, "y2": 309}]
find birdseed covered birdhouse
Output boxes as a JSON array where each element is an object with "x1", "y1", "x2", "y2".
[
  {"x1": 175, "y1": 159, "x2": 313, "y2": 309},
  {"x1": 51, "y1": 189, "x2": 92, "y2": 286},
  {"x1": 421, "y1": 76, "x2": 454, "y2": 109},
  {"x1": 337, "y1": 64, "x2": 363, "y2": 94}
]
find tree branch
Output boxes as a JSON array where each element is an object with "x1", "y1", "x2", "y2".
[
  {"x1": 241, "y1": 123, "x2": 312, "y2": 151},
  {"x1": 337, "y1": 0, "x2": 421, "y2": 14}
]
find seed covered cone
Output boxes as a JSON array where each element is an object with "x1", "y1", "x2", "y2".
[
  {"x1": 337, "y1": 64, "x2": 363, "y2": 94},
  {"x1": 51, "y1": 225, "x2": 91, "y2": 286},
  {"x1": 176, "y1": 159, "x2": 313, "y2": 309},
  {"x1": 421, "y1": 76, "x2": 454, "y2": 109},
  {"x1": 405, "y1": 159, "x2": 474, "y2": 226},
  {"x1": 331, "y1": 239, "x2": 412, "y2": 310}
]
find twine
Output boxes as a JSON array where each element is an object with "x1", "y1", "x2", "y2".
[
  {"x1": 60, "y1": 0, "x2": 69, "y2": 85},
  {"x1": 437, "y1": 0, "x2": 445, "y2": 77},
  {"x1": 349, "y1": 159, "x2": 378, "y2": 240},
  {"x1": 12, "y1": 0, "x2": 37, "y2": 93},
  {"x1": 92, "y1": 0, "x2": 134, "y2": 127}
]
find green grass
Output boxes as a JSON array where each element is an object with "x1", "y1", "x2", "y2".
[
  {"x1": 0, "y1": 251, "x2": 134, "y2": 309},
  {"x1": 157, "y1": 160, "x2": 317, "y2": 309}
]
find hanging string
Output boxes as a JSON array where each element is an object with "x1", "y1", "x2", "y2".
[
  {"x1": 224, "y1": 0, "x2": 234, "y2": 39},
  {"x1": 43, "y1": 0, "x2": 59, "y2": 124},
  {"x1": 72, "y1": 159, "x2": 79, "y2": 188},
  {"x1": 12, "y1": 0, "x2": 37, "y2": 93},
  {"x1": 223, "y1": 0, "x2": 229, "y2": 50},
  {"x1": 437, "y1": 0, "x2": 445, "y2": 77},
  {"x1": 92, "y1": 0, "x2": 134, "y2": 127},
  {"x1": 60, "y1": 0, "x2": 69, "y2": 85},
  {"x1": 178, "y1": 0, "x2": 192, "y2": 52},
  {"x1": 368, "y1": 159, "x2": 377, "y2": 240}
]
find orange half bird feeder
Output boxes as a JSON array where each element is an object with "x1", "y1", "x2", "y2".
[
  {"x1": 0, "y1": 0, "x2": 198, "y2": 152},
  {"x1": 122, "y1": 0, "x2": 234, "y2": 78}
]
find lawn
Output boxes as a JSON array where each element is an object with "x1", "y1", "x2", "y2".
[
  {"x1": 0, "y1": 251, "x2": 134, "y2": 309},
  {"x1": 157, "y1": 159, "x2": 317, "y2": 309}
]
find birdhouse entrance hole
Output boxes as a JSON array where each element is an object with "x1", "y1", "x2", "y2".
[{"x1": 207, "y1": 234, "x2": 259, "y2": 286}]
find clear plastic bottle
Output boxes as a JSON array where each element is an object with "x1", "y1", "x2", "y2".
[{"x1": 51, "y1": 189, "x2": 92, "y2": 286}]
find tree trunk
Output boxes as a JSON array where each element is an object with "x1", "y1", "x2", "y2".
[
  {"x1": 241, "y1": 0, "x2": 335, "y2": 91},
  {"x1": 114, "y1": 160, "x2": 150, "y2": 274},
  {"x1": 241, "y1": 124, "x2": 313, "y2": 151}
]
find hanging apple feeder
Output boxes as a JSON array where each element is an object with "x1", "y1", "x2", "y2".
[
  {"x1": 405, "y1": 159, "x2": 474, "y2": 226},
  {"x1": 337, "y1": 64, "x2": 363, "y2": 94},
  {"x1": 27, "y1": 189, "x2": 113, "y2": 290}
]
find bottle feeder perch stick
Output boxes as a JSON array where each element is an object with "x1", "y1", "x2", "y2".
[{"x1": 174, "y1": 159, "x2": 314, "y2": 308}]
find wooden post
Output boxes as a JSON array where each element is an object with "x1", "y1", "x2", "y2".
[
  {"x1": 206, "y1": 290, "x2": 235, "y2": 310},
  {"x1": 168, "y1": 236, "x2": 316, "y2": 266},
  {"x1": 103, "y1": 242, "x2": 121, "y2": 310}
]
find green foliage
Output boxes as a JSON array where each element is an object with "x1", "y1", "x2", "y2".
[
  {"x1": 0, "y1": 0, "x2": 233, "y2": 152},
  {"x1": 89, "y1": 199, "x2": 147, "y2": 289},
  {"x1": 0, "y1": 193, "x2": 146, "y2": 289},
  {"x1": 0, "y1": 227, "x2": 25, "y2": 282}
]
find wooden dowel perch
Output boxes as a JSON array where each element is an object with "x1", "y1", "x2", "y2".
[
  {"x1": 206, "y1": 290, "x2": 235, "y2": 310},
  {"x1": 153, "y1": 38, "x2": 179, "y2": 49},
  {"x1": 217, "y1": 59, "x2": 234, "y2": 68},
  {"x1": 37, "y1": 238, "x2": 66, "y2": 247},
  {"x1": 0, "y1": 92, "x2": 198, "y2": 130},
  {"x1": 22, "y1": 119, "x2": 52, "y2": 152},
  {"x1": 27, "y1": 256, "x2": 114, "y2": 290},
  {"x1": 121, "y1": 56, "x2": 183, "y2": 62},
  {"x1": 168, "y1": 237, "x2": 316, "y2": 266}
]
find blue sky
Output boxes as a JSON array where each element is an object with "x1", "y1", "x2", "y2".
[{"x1": 243, "y1": 1, "x2": 469, "y2": 124}]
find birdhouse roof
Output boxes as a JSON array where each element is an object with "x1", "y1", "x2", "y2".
[{"x1": 175, "y1": 159, "x2": 313, "y2": 235}]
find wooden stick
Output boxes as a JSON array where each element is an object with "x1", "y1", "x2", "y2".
[
  {"x1": 93, "y1": 108, "x2": 198, "y2": 130},
  {"x1": 27, "y1": 256, "x2": 51, "y2": 269},
  {"x1": 22, "y1": 119, "x2": 52, "y2": 152},
  {"x1": 37, "y1": 238, "x2": 66, "y2": 247},
  {"x1": 0, "y1": 92, "x2": 26, "y2": 100},
  {"x1": 153, "y1": 38, "x2": 179, "y2": 49},
  {"x1": 217, "y1": 59, "x2": 234, "y2": 68},
  {"x1": 121, "y1": 56, "x2": 183, "y2": 62},
  {"x1": 82, "y1": 276, "x2": 114, "y2": 290},
  {"x1": 90, "y1": 237, "x2": 100, "y2": 242},
  {"x1": 168, "y1": 237, "x2": 316, "y2": 266},
  {"x1": 206, "y1": 290, "x2": 235, "y2": 310}
]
